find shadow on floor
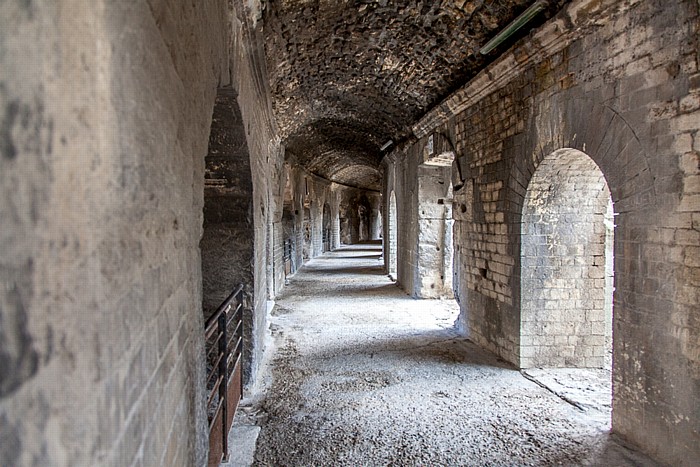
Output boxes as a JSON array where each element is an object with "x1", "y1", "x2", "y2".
[
  {"x1": 307, "y1": 329, "x2": 514, "y2": 370},
  {"x1": 325, "y1": 254, "x2": 382, "y2": 259},
  {"x1": 304, "y1": 265, "x2": 386, "y2": 276}
]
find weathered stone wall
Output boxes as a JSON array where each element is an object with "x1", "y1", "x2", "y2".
[
  {"x1": 385, "y1": 143, "x2": 455, "y2": 298},
  {"x1": 229, "y1": 4, "x2": 283, "y2": 385},
  {"x1": 0, "y1": 0, "x2": 281, "y2": 465},
  {"x1": 0, "y1": 0, "x2": 229, "y2": 464},
  {"x1": 389, "y1": 0, "x2": 699, "y2": 463},
  {"x1": 416, "y1": 165, "x2": 454, "y2": 299}
]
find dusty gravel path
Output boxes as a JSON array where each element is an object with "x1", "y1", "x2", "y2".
[{"x1": 250, "y1": 244, "x2": 658, "y2": 466}]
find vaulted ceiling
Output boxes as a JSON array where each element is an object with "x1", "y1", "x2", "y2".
[{"x1": 262, "y1": 0, "x2": 567, "y2": 190}]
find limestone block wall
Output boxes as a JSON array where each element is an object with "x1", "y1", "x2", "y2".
[
  {"x1": 520, "y1": 149, "x2": 614, "y2": 369},
  {"x1": 0, "y1": 1, "x2": 229, "y2": 465},
  {"x1": 398, "y1": 0, "x2": 699, "y2": 463},
  {"x1": 385, "y1": 142, "x2": 455, "y2": 298},
  {"x1": 229, "y1": 5, "x2": 283, "y2": 373},
  {"x1": 416, "y1": 165, "x2": 454, "y2": 299}
]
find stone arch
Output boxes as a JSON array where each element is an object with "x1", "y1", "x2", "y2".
[
  {"x1": 322, "y1": 202, "x2": 331, "y2": 252},
  {"x1": 508, "y1": 99, "x2": 665, "y2": 441},
  {"x1": 388, "y1": 190, "x2": 398, "y2": 279},
  {"x1": 513, "y1": 100, "x2": 655, "y2": 211},
  {"x1": 562, "y1": 101, "x2": 655, "y2": 212},
  {"x1": 199, "y1": 87, "x2": 255, "y2": 461},
  {"x1": 200, "y1": 87, "x2": 255, "y2": 382},
  {"x1": 520, "y1": 148, "x2": 614, "y2": 369}
]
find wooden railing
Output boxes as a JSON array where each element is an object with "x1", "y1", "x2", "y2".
[{"x1": 204, "y1": 285, "x2": 244, "y2": 466}]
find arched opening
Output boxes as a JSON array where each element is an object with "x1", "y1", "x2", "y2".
[
  {"x1": 520, "y1": 148, "x2": 615, "y2": 415},
  {"x1": 388, "y1": 190, "x2": 398, "y2": 279},
  {"x1": 322, "y1": 202, "x2": 331, "y2": 252},
  {"x1": 200, "y1": 88, "x2": 254, "y2": 464},
  {"x1": 282, "y1": 169, "x2": 297, "y2": 277}
]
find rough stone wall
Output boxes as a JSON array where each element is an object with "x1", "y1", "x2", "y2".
[
  {"x1": 228, "y1": 4, "x2": 283, "y2": 378},
  {"x1": 0, "y1": 0, "x2": 231, "y2": 465},
  {"x1": 416, "y1": 165, "x2": 455, "y2": 299},
  {"x1": 0, "y1": 0, "x2": 283, "y2": 465},
  {"x1": 396, "y1": 0, "x2": 699, "y2": 463}
]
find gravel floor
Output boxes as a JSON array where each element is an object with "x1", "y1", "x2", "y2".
[{"x1": 245, "y1": 243, "x2": 659, "y2": 466}]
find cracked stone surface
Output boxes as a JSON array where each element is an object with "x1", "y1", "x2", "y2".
[
  {"x1": 249, "y1": 243, "x2": 659, "y2": 466},
  {"x1": 263, "y1": 0, "x2": 569, "y2": 190}
]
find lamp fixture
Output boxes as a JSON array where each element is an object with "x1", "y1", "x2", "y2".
[
  {"x1": 479, "y1": 1, "x2": 548, "y2": 55},
  {"x1": 380, "y1": 140, "x2": 394, "y2": 151}
]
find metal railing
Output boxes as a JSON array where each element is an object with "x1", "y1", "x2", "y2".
[
  {"x1": 205, "y1": 285, "x2": 244, "y2": 467},
  {"x1": 283, "y1": 238, "x2": 292, "y2": 261}
]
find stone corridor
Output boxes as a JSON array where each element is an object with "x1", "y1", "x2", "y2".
[
  {"x1": 2, "y1": 0, "x2": 698, "y2": 464},
  {"x1": 240, "y1": 244, "x2": 656, "y2": 466}
]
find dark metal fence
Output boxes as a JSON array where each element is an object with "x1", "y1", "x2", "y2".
[
  {"x1": 283, "y1": 238, "x2": 292, "y2": 261},
  {"x1": 205, "y1": 285, "x2": 244, "y2": 466}
]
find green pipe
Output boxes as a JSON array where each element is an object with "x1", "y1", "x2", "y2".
[{"x1": 479, "y1": 1, "x2": 548, "y2": 55}]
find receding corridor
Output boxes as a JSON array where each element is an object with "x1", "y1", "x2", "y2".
[
  {"x1": 2, "y1": 1, "x2": 698, "y2": 465},
  {"x1": 244, "y1": 244, "x2": 656, "y2": 466}
]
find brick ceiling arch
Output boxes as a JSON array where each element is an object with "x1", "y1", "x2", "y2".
[{"x1": 262, "y1": 0, "x2": 568, "y2": 190}]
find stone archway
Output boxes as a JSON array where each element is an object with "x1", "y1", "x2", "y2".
[
  {"x1": 200, "y1": 87, "x2": 255, "y2": 465},
  {"x1": 520, "y1": 148, "x2": 614, "y2": 369}
]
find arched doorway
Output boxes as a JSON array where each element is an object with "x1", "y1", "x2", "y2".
[
  {"x1": 200, "y1": 87, "x2": 254, "y2": 464},
  {"x1": 520, "y1": 148, "x2": 614, "y2": 370},
  {"x1": 322, "y1": 202, "x2": 331, "y2": 252},
  {"x1": 388, "y1": 191, "x2": 398, "y2": 279}
]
